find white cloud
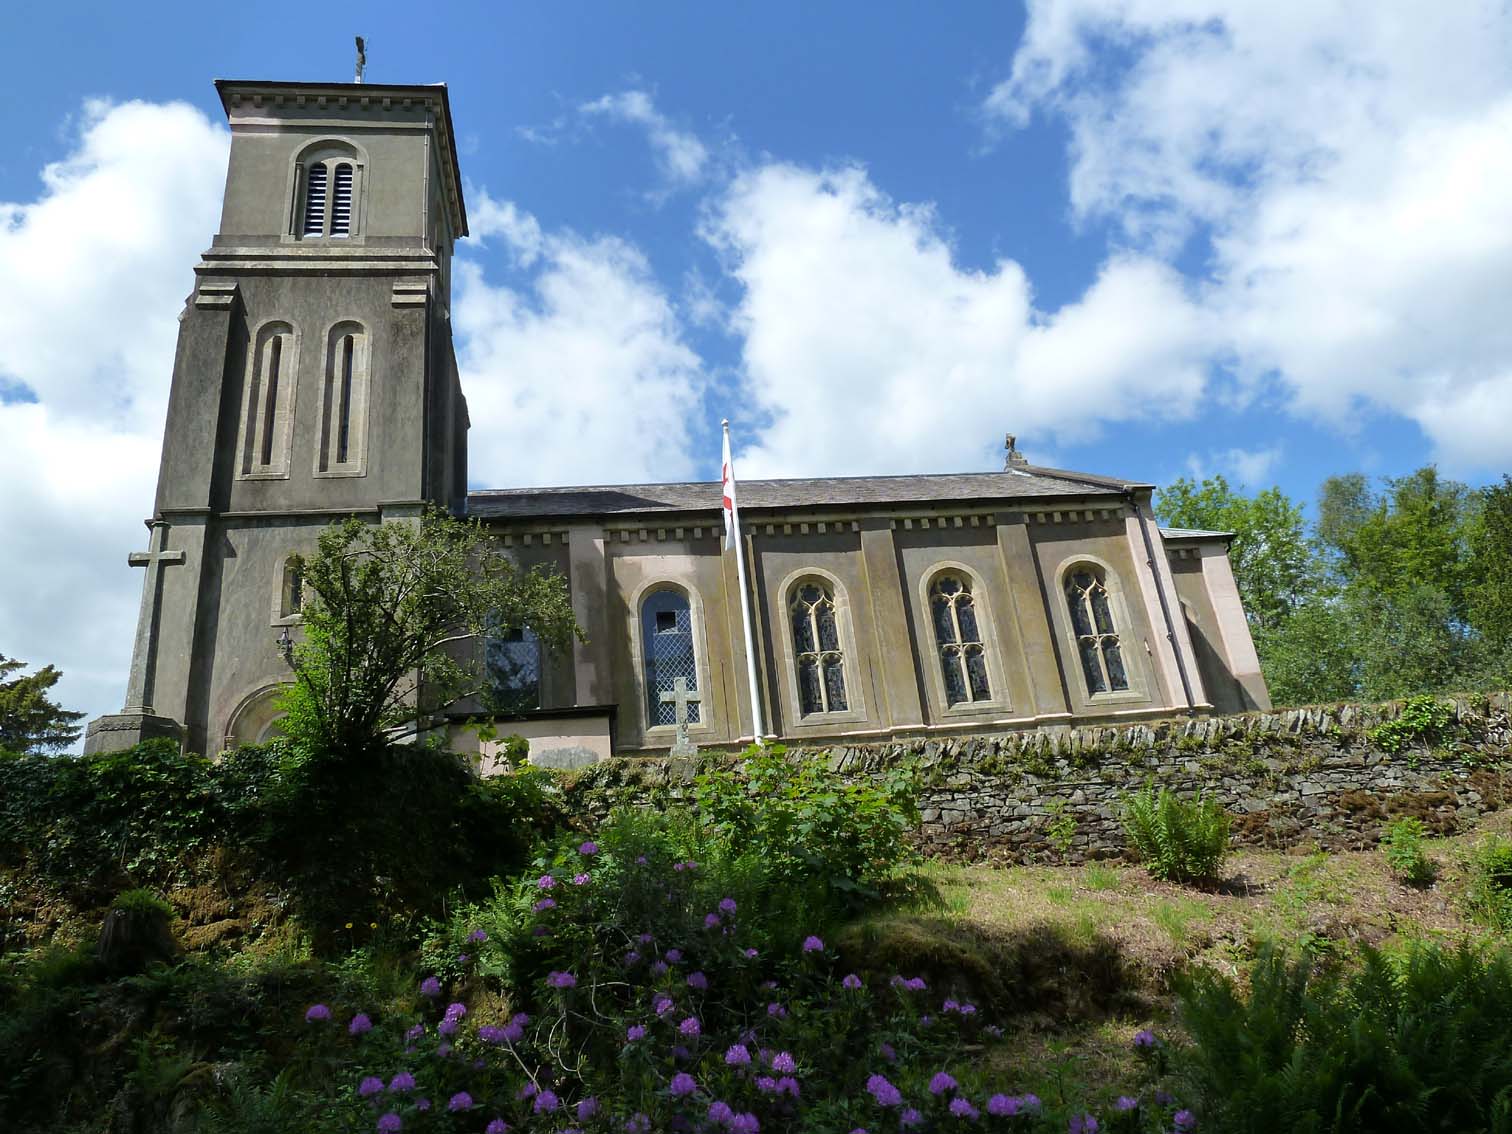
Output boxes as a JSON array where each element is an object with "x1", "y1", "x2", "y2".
[
  {"x1": 1186, "y1": 445, "x2": 1284, "y2": 487},
  {"x1": 0, "y1": 99, "x2": 229, "y2": 738},
  {"x1": 702, "y1": 163, "x2": 1213, "y2": 478},
  {"x1": 456, "y1": 190, "x2": 709, "y2": 488},
  {"x1": 581, "y1": 90, "x2": 709, "y2": 186},
  {"x1": 986, "y1": 0, "x2": 1512, "y2": 471}
]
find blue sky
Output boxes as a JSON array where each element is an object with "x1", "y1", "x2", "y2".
[{"x1": 3, "y1": 0, "x2": 1511, "y2": 727}]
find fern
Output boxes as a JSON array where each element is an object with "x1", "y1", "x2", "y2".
[{"x1": 1122, "y1": 784, "x2": 1230, "y2": 883}]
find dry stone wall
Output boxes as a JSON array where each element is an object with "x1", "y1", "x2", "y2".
[{"x1": 561, "y1": 694, "x2": 1512, "y2": 863}]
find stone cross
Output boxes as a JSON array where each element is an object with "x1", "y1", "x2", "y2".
[
  {"x1": 659, "y1": 676, "x2": 701, "y2": 758},
  {"x1": 122, "y1": 521, "x2": 185, "y2": 714}
]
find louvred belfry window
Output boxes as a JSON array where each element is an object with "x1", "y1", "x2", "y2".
[
  {"x1": 930, "y1": 573, "x2": 991, "y2": 705},
  {"x1": 330, "y1": 164, "x2": 353, "y2": 236},
  {"x1": 1065, "y1": 567, "x2": 1130, "y2": 695},
  {"x1": 790, "y1": 580, "x2": 848, "y2": 716},
  {"x1": 301, "y1": 163, "x2": 328, "y2": 235}
]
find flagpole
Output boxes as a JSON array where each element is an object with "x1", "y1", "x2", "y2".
[{"x1": 723, "y1": 420, "x2": 767, "y2": 744}]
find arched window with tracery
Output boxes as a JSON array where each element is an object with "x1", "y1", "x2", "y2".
[
  {"x1": 1064, "y1": 566, "x2": 1130, "y2": 695},
  {"x1": 790, "y1": 579, "x2": 848, "y2": 716},
  {"x1": 642, "y1": 588, "x2": 699, "y2": 726},
  {"x1": 930, "y1": 572, "x2": 991, "y2": 705}
]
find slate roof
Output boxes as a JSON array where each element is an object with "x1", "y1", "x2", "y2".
[
  {"x1": 1159, "y1": 527, "x2": 1235, "y2": 541},
  {"x1": 468, "y1": 464, "x2": 1148, "y2": 521}
]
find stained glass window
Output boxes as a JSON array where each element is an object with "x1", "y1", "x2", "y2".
[
  {"x1": 929, "y1": 573, "x2": 991, "y2": 706},
  {"x1": 1064, "y1": 568, "x2": 1130, "y2": 695},
  {"x1": 643, "y1": 589, "x2": 699, "y2": 726},
  {"x1": 486, "y1": 626, "x2": 542, "y2": 712},
  {"x1": 790, "y1": 580, "x2": 847, "y2": 715}
]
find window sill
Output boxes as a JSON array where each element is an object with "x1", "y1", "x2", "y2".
[
  {"x1": 238, "y1": 469, "x2": 292, "y2": 482},
  {"x1": 1081, "y1": 689, "x2": 1150, "y2": 708},
  {"x1": 313, "y1": 466, "x2": 368, "y2": 479}
]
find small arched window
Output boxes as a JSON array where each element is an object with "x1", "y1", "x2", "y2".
[
  {"x1": 642, "y1": 589, "x2": 699, "y2": 726},
  {"x1": 279, "y1": 556, "x2": 305, "y2": 619},
  {"x1": 1065, "y1": 567, "x2": 1130, "y2": 694},
  {"x1": 316, "y1": 322, "x2": 370, "y2": 476},
  {"x1": 930, "y1": 573, "x2": 991, "y2": 705},
  {"x1": 487, "y1": 626, "x2": 542, "y2": 712},
  {"x1": 790, "y1": 580, "x2": 847, "y2": 716},
  {"x1": 296, "y1": 147, "x2": 362, "y2": 239}
]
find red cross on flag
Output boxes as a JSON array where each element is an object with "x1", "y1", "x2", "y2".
[{"x1": 721, "y1": 424, "x2": 737, "y2": 550}]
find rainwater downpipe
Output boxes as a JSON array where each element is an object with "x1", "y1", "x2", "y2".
[{"x1": 1127, "y1": 490, "x2": 1196, "y2": 714}]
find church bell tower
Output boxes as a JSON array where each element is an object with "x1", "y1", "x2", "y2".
[{"x1": 85, "y1": 78, "x2": 471, "y2": 755}]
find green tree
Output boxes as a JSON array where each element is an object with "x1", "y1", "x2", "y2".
[
  {"x1": 0, "y1": 654, "x2": 84, "y2": 753},
  {"x1": 1155, "y1": 474, "x2": 1318, "y2": 631},
  {"x1": 279, "y1": 510, "x2": 580, "y2": 757},
  {"x1": 1467, "y1": 475, "x2": 1512, "y2": 660},
  {"x1": 1250, "y1": 597, "x2": 1360, "y2": 706}
]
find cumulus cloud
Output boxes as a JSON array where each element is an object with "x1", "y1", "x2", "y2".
[
  {"x1": 702, "y1": 163, "x2": 1213, "y2": 477},
  {"x1": 985, "y1": 0, "x2": 1512, "y2": 470},
  {"x1": 456, "y1": 190, "x2": 709, "y2": 488},
  {"x1": 0, "y1": 99, "x2": 228, "y2": 735},
  {"x1": 580, "y1": 90, "x2": 710, "y2": 186}
]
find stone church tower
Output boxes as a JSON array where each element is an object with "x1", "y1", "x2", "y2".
[{"x1": 85, "y1": 80, "x2": 470, "y2": 755}]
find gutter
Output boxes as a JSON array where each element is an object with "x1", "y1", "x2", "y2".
[{"x1": 1127, "y1": 491, "x2": 1196, "y2": 713}]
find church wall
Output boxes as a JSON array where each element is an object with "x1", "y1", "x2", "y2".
[
  {"x1": 1027, "y1": 517, "x2": 1173, "y2": 719},
  {"x1": 1168, "y1": 554, "x2": 1248, "y2": 714},
  {"x1": 498, "y1": 536, "x2": 575, "y2": 711}
]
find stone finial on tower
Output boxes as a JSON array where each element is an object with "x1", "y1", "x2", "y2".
[
  {"x1": 1004, "y1": 433, "x2": 1028, "y2": 469},
  {"x1": 354, "y1": 36, "x2": 367, "y2": 84}
]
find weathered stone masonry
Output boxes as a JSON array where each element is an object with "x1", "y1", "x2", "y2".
[{"x1": 563, "y1": 694, "x2": 1512, "y2": 862}]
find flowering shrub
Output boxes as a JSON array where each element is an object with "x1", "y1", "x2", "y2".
[{"x1": 324, "y1": 847, "x2": 1187, "y2": 1132}]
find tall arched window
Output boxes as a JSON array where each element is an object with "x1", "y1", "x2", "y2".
[
  {"x1": 316, "y1": 321, "x2": 370, "y2": 476},
  {"x1": 487, "y1": 626, "x2": 542, "y2": 712},
  {"x1": 790, "y1": 580, "x2": 847, "y2": 716},
  {"x1": 238, "y1": 322, "x2": 297, "y2": 478},
  {"x1": 280, "y1": 556, "x2": 305, "y2": 619},
  {"x1": 1064, "y1": 567, "x2": 1130, "y2": 694},
  {"x1": 930, "y1": 573, "x2": 991, "y2": 705},
  {"x1": 642, "y1": 589, "x2": 699, "y2": 726}
]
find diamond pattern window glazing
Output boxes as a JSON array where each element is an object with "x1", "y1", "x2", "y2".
[{"x1": 642, "y1": 589, "x2": 699, "y2": 726}]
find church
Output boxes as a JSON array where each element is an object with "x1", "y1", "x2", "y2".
[{"x1": 84, "y1": 77, "x2": 1270, "y2": 763}]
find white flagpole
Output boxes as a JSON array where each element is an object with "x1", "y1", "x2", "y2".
[{"x1": 722, "y1": 420, "x2": 766, "y2": 743}]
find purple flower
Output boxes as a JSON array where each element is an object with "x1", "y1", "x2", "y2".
[
  {"x1": 769, "y1": 1051, "x2": 796, "y2": 1073},
  {"x1": 901, "y1": 1109, "x2": 923, "y2": 1128},
  {"x1": 651, "y1": 961, "x2": 670, "y2": 976},
  {"x1": 984, "y1": 1025, "x2": 1003, "y2": 1039},
  {"x1": 668, "y1": 1072, "x2": 698, "y2": 1098},
  {"x1": 705, "y1": 913, "x2": 722, "y2": 928},
  {"x1": 486, "y1": 1122, "x2": 510, "y2": 1134},
  {"x1": 767, "y1": 1002, "x2": 787, "y2": 1019},
  {"x1": 679, "y1": 1016, "x2": 701, "y2": 1036},
  {"x1": 628, "y1": 1024, "x2": 647, "y2": 1041},
  {"x1": 654, "y1": 994, "x2": 675, "y2": 1016},
  {"x1": 949, "y1": 1099, "x2": 979, "y2": 1120},
  {"x1": 666, "y1": 948, "x2": 684, "y2": 963},
  {"x1": 744, "y1": 947, "x2": 759, "y2": 959},
  {"x1": 573, "y1": 873, "x2": 591, "y2": 885},
  {"x1": 467, "y1": 927, "x2": 488, "y2": 942},
  {"x1": 866, "y1": 1074, "x2": 903, "y2": 1107},
  {"x1": 436, "y1": 1041, "x2": 452, "y2": 1058},
  {"x1": 304, "y1": 1004, "x2": 331, "y2": 1023},
  {"x1": 929, "y1": 1072, "x2": 958, "y2": 1096},
  {"x1": 1115, "y1": 1097, "x2": 1138, "y2": 1112},
  {"x1": 688, "y1": 971, "x2": 709, "y2": 991},
  {"x1": 579, "y1": 841, "x2": 599, "y2": 855},
  {"x1": 730, "y1": 1114, "x2": 760, "y2": 1134},
  {"x1": 755, "y1": 1077, "x2": 778, "y2": 1095},
  {"x1": 416, "y1": 1098, "x2": 431, "y2": 1113},
  {"x1": 377, "y1": 1115, "x2": 402, "y2": 1133},
  {"x1": 879, "y1": 1042, "x2": 897, "y2": 1063},
  {"x1": 388, "y1": 1072, "x2": 415, "y2": 1093},
  {"x1": 1133, "y1": 1028, "x2": 1158, "y2": 1049},
  {"x1": 960, "y1": 1003, "x2": 977, "y2": 1016},
  {"x1": 1174, "y1": 1111, "x2": 1196, "y2": 1132},
  {"x1": 920, "y1": 1015, "x2": 934, "y2": 1028},
  {"x1": 775, "y1": 1077, "x2": 800, "y2": 1098},
  {"x1": 420, "y1": 977, "x2": 442, "y2": 998},
  {"x1": 708, "y1": 1101, "x2": 735, "y2": 1125},
  {"x1": 1021, "y1": 1094, "x2": 1042, "y2": 1113},
  {"x1": 725, "y1": 1043, "x2": 752, "y2": 1065},
  {"x1": 673, "y1": 1044, "x2": 692, "y2": 1062},
  {"x1": 359, "y1": 1076, "x2": 385, "y2": 1098},
  {"x1": 404, "y1": 1023, "x2": 424, "y2": 1042},
  {"x1": 577, "y1": 1098, "x2": 600, "y2": 1120},
  {"x1": 547, "y1": 970, "x2": 577, "y2": 989},
  {"x1": 444, "y1": 1001, "x2": 467, "y2": 1019},
  {"x1": 437, "y1": 1018, "x2": 458, "y2": 1037},
  {"x1": 537, "y1": 874, "x2": 556, "y2": 889},
  {"x1": 802, "y1": 935, "x2": 824, "y2": 952},
  {"x1": 448, "y1": 1092, "x2": 473, "y2": 1112},
  {"x1": 624, "y1": 950, "x2": 641, "y2": 965},
  {"x1": 534, "y1": 1090, "x2": 559, "y2": 1114},
  {"x1": 986, "y1": 1096, "x2": 1017, "y2": 1117},
  {"x1": 626, "y1": 1115, "x2": 651, "y2": 1134},
  {"x1": 519, "y1": 1083, "x2": 538, "y2": 1100},
  {"x1": 1068, "y1": 1117, "x2": 1099, "y2": 1134},
  {"x1": 533, "y1": 898, "x2": 557, "y2": 913},
  {"x1": 1154, "y1": 1091, "x2": 1175, "y2": 1106},
  {"x1": 943, "y1": 998, "x2": 961, "y2": 1013},
  {"x1": 478, "y1": 1025, "x2": 505, "y2": 1044},
  {"x1": 843, "y1": 973, "x2": 863, "y2": 990},
  {"x1": 349, "y1": 1013, "x2": 373, "y2": 1036},
  {"x1": 635, "y1": 855, "x2": 649, "y2": 866},
  {"x1": 719, "y1": 897, "x2": 738, "y2": 914}
]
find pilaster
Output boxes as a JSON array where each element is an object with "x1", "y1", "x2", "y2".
[
  {"x1": 857, "y1": 520, "x2": 924, "y2": 729},
  {"x1": 568, "y1": 526, "x2": 611, "y2": 705},
  {"x1": 994, "y1": 517, "x2": 1072, "y2": 718},
  {"x1": 1200, "y1": 546, "x2": 1271, "y2": 710}
]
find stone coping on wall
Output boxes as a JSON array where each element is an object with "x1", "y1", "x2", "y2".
[{"x1": 560, "y1": 693, "x2": 1512, "y2": 862}]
